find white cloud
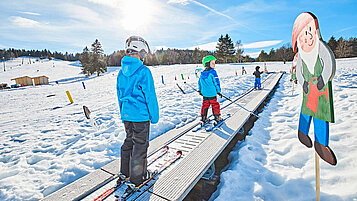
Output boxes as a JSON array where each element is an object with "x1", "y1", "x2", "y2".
[
  {"x1": 168, "y1": 0, "x2": 234, "y2": 21},
  {"x1": 244, "y1": 51, "x2": 261, "y2": 58},
  {"x1": 167, "y1": 0, "x2": 189, "y2": 5},
  {"x1": 62, "y1": 3, "x2": 102, "y2": 24},
  {"x1": 223, "y1": 0, "x2": 286, "y2": 14},
  {"x1": 87, "y1": 0, "x2": 120, "y2": 7},
  {"x1": 19, "y1": 11, "x2": 41, "y2": 16},
  {"x1": 187, "y1": 42, "x2": 216, "y2": 51},
  {"x1": 242, "y1": 40, "x2": 282, "y2": 49},
  {"x1": 10, "y1": 16, "x2": 40, "y2": 28}
]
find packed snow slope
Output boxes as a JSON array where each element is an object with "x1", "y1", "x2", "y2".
[
  {"x1": 212, "y1": 58, "x2": 357, "y2": 201},
  {"x1": 0, "y1": 57, "x2": 356, "y2": 200}
]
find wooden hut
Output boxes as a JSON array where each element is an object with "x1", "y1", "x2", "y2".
[
  {"x1": 32, "y1": 76, "x2": 49, "y2": 85},
  {"x1": 11, "y1": 76, "x2": 33, "y2": 86}
]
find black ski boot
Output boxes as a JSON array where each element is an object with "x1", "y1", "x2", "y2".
[
  {"x1": 201, "y1": 115, "x2": 209, "y2": 126},
  {"x1": 214, "y1": 114, "x2": 223, "y2": 125},
  {"x1": 116, "y1": 173, "x2": 129, "y2": 186}
]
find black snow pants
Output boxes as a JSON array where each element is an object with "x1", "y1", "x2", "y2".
[{"x1": 120, "y1": 121, "x2": 150, "y2": 186}]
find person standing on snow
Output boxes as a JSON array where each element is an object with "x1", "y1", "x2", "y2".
[
  {"x1": 253, "y1": 66, "x2": 264, "y2": 89},
  {"x1": 198, "y1": 55, "x2": 223, "y2": 124},
  {"x1": 117, "y1": 36, "x2": 159, "y2": 186},
  {"x1": 242, "y1": 66, "x2": 247, "y2": 75}
]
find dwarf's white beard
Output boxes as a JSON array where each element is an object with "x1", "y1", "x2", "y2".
[{"x1": 298, "y1": 39, "x2": 319, "y2": 75}]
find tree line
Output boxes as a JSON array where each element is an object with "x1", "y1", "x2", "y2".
[
  {"x1": 256, "y1": 36, "x2": 357, "y2": 62},
  {"x1": 0, "y1": 48, "x2": 80, "y2": 61},
  {"x1": 2, "y1": 35, "x2": 356, "y2": 76}
]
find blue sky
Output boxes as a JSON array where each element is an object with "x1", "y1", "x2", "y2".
[{"x1": 0, "y1": 0, "x2": 356, "y2": 57}]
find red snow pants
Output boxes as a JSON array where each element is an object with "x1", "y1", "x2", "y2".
[{"x1": 201, "y1": 97, "x2": 221, "y2": 116}]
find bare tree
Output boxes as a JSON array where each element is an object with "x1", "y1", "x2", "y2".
[
  {"x1": 335, "y1": 38, "x2": 353, "y2": 58},
  {"x1": 235, "y1": 40, "x2": 244, "y2": 63}
]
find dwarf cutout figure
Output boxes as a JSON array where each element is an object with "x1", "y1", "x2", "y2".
[{"x1": 292, "y1": 12, "x2": 337, "y2": 165}]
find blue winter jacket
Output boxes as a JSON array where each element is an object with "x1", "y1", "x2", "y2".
[
  {"x1": 198, "y1": 68, "x2": 221, "y2": 97},
  {"x1": 117, "y1": 56, "x2": 159, "y2": 124}
]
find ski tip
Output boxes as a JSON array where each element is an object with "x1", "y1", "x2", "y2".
[
  {"x1": 164, "y1": 146, "x2": 169, "y2": 150},
  {"x1": 176, "y1": 150, "x2": 182, "y2": 155}
]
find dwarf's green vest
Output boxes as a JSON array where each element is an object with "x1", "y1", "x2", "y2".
[{"x1": 301, "y1": 56, "x2": 334, "y2": 123}]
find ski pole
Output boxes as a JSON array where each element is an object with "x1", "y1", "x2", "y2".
[
  {"x1": 220, "y1": 94, "x2": 258, "y2": 118},
  {"x1": 176, "y1": 83, "x2": 185, "y2": 94},
  {"x1": 183, "y1": 81, "x2": 199, "y2": 92}
]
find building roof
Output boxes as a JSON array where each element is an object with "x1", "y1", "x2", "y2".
[
  {"x1": 11, "y1": 76, "x2": 32, "y2": 80},
  {"x1": 31, "y1": 76, "x2": 49, "y2": 79}
]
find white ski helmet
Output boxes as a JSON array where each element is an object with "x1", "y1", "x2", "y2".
[{"x1": 125, "y1": 36, "x2": 150, "y2": 59}]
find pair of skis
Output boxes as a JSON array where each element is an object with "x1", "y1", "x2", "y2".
[
  {"x1": 116, "y1": 150, "x2": 182, "y2": 200},
  {"x1": 93, "y1": 146, "x2": 181, "y2": 201},
  {"x1": 193, "y1": 114, "x2": 231, "y2": 132},
  {"x1": 206, "y1": 114, "x2": 231, "y2": 132}
]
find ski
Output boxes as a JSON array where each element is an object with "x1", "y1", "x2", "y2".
[
  {"x1": 93, "y1": 146, "x2": 170, "y2": 201},
  {"x1": 94, "y1": 174, "x2": 128, "y2": 201},
  {"x1": 147, "y1": 146, "x2": 169, "y2": 165},
  {"x1": 193, "y1": 119, "x2": 212, "y2": 132},
  {"x1": 115, "y1": 150, "x2": 183, "y2": 201},
  {"x1": 205, "y1": 114, "x2": 231, "y2": 132}
]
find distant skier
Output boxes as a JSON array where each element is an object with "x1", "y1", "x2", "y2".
[
  {"x1": 198, "y1": 55, "x2": 223, "y2": 124},
  {"x1": 253, "y1": 66, "x2": 264, "y2": 89},
  {"x1": 242, "y1": 66, "x2": 247, "y2": 75},
  {"x1": 116, "y1": 36, "x2": 159, "y2": 186}
]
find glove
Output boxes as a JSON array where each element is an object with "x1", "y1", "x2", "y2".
[
  {"x1": 198, "y1": 91, "x2": 202, "y2": 96},
  {"x1": 294, "y1": 80, "x2": 297, "y2": 84},
  {"x1": 303, "y1": 81, "x2": 309, "y2": 94},
  {"x1": 317, "y1": 75, "x2": 325, "y2": 90},
  {"x1": 217, "y1": 93, "x2": 223, "y2": 98}
]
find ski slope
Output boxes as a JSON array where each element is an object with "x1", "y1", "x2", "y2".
[{"x1": 0, "y1": 57, "x2": 356, "y2": 200}]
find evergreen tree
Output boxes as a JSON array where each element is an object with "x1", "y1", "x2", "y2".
[
  {"x1": 327, "y1": 36, "x2": 338, "y2": 54},
  {"x1": 90, "y1": 39, "x2": 107, "y2": 76},
  {"x1": 91, "y1": 39, "x2": 104, "y2": 55},
  {"x1": 215, "y1": 34, "x2": 235, "y2": 63},
  {"x1": 257, "y1": 50, "x2": 269, "y2": 62},
  {"x1": 79, "y1": 46, "x2": 91, "y2": 76},
  {"x1": 215, "y1": 35, "x2": 225, "y2": 63}
]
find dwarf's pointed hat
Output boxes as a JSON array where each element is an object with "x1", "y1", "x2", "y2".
[{"x1": 292, "y1": 12, "x2": 320, "y2": 53}]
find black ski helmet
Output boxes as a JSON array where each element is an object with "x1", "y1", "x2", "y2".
[{"x1": 256, "y1": 66, "x2": 260, "y2": 70}]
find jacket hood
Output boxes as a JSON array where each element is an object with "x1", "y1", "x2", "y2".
[
  {"x1": 201, "y1": 68, "x2": 213, "y2": 79},
  {"x1": 121, "y1": 56, "x2": 144, "y2": 77}
]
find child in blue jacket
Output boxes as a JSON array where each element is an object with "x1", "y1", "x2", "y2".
[
  {"x1": 117, "y1": 36, "x2": 159, "y2": 186},
  {"x1": 198, "y1": 55, "x2": 223, "y2": 124}
]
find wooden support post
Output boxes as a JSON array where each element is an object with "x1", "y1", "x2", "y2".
[
  {"x1": 315, "y1": 151, "x2": 320, "y2": 201},
  {"x1": 292, "y1": 82, "x2": 294, "y2": 95},
  {"x1": 66, "y1": 91, "x2": 74, "y2": 103}
]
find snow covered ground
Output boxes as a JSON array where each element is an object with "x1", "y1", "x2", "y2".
[
  {"x1": 0, "y1": 57, "x2": 356, "y2": 200},
  {"x1": 212, "y1": 58, "x2": 357, "y2": 201}
]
